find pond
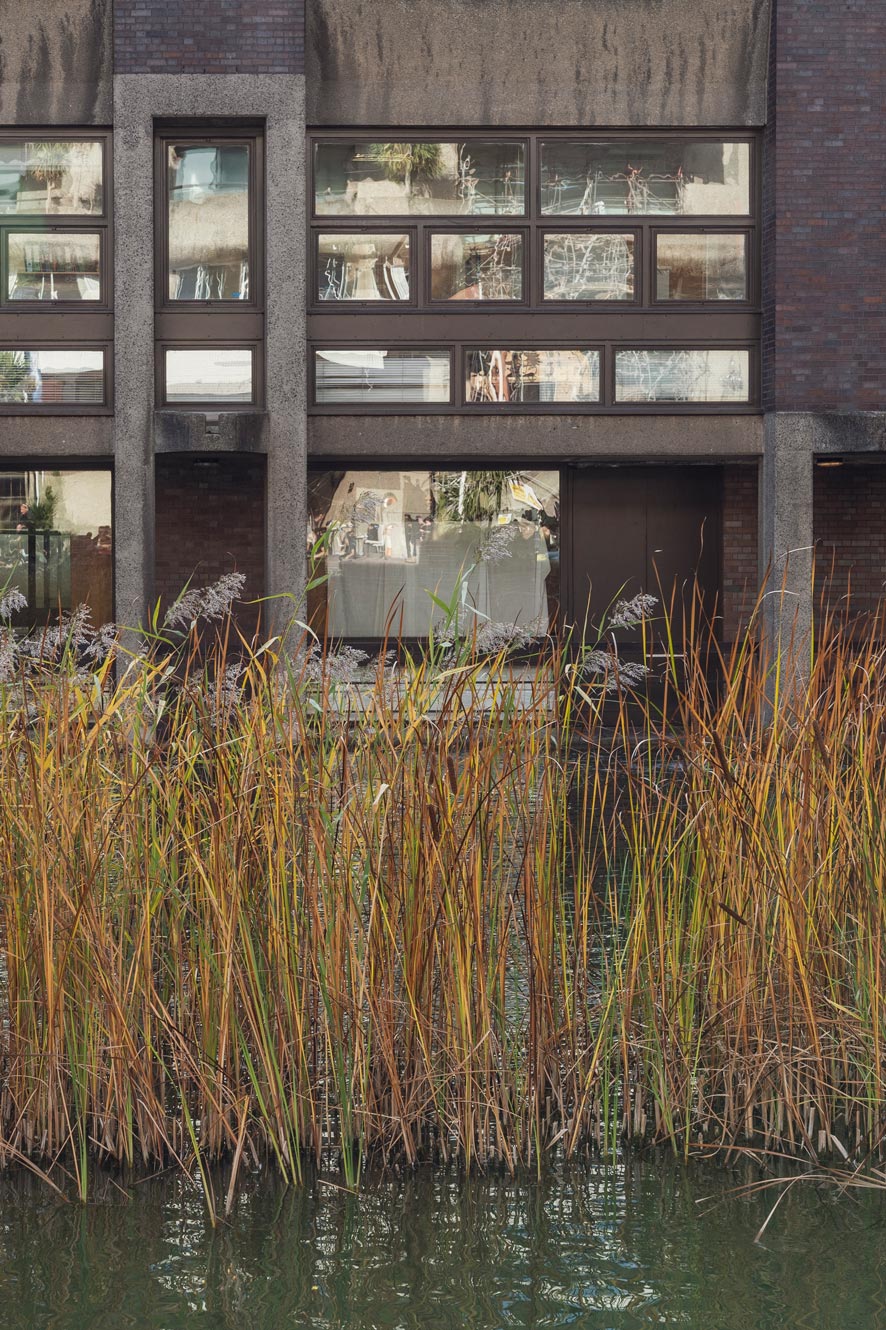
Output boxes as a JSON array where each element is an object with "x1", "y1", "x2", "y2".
[{"x1": 1, "y1": 1159, "x2": 883, "y2": 1329}]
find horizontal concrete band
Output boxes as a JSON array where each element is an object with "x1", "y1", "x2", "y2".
[{"x1": 308, "y1": 413, "x2": 764, "y2": 460}]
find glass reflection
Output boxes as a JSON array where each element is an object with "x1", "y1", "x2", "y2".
[
  {"x1": 0, "y1": 349, "x2": 103, "y2": 405},
  {"x1": 430, "y1": 233, "x2": 523, "y2": 301},
  {"x1": 7, "y1": 233, "x2": 100, "y2": 301},
  {"x1": 307, "y1": 468, "x2": 560, "y2": 640},
  {"x1": 314, "y1": 350, "x2": 450, "y2": 404},
  {"x1": 465, "y1": 350, "x2": 600, "y2": 404},
  {"x1": 0, "y1": 468, "x2": 112, "y2": 624},
  {"x1": 165, "y1": 348, "x2": 253, "y2": 404},
  {"x1": 316, "y1": 233, "x2": 410, "y2": 301},
  {"x1": 314, "y1": 142, "x2": 525, "y2": 216},
  {"x1": 0, "y1": 139, "x2": 103, "y2": 215},
  {"x1": 540, "y1": 140, "x2": 750, "y2": 215},
  {"x1": 656, "y1": 233, "x2": 747, "y2": 300},
  {"x1": 543, "y1": 233, "x2": 634, "y2": 300},
  {"x1": 167, "y1": 144, "x2": 250, "y2": 300},
  {"x1": 614, "y1": 349, "x2": 750, "y2": 402}
]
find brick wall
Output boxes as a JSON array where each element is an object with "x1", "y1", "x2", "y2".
[
  {"x1": 114, "y1": 0, "x2": 304, "y2": 74},
  {"x1": 814, "y1": 465, "x2": 886, "y2": 623},
  {"x1": 767, "y1": 0, "x2": 885, "y2": 410},
  {"x1": 721, "y1": 464, "x2": 759, "y2": 642},
  {"x1": 154, "y1": 456, "x2": 265, "y2": 624}
]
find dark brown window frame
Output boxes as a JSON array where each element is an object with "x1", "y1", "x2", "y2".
[
  {"x1": 307, "y1": 129, "x2": 761, "y2": 415},
  {"x1": 0, "y1": 130, "x2": 113, "y2": 414},
  {"x1": 310, "y1": 340, "x2": 759, "y2": 413},
  {"x1": 311, "y1": 343, "x2": 455, "y2": 411},
  {"x1": 0, "y1": 340, "x2": 112, "y2": 415},
  {"x1": 156, "y1": 340, "x2": 261, "y2": 411},
  {"x1": 155, "y1": 123, "x2": 265, "y2": 413}
]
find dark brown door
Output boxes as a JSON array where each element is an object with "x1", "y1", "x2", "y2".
[{"x1": 566, "y1": 465, "x2": 721, "y2": 646}]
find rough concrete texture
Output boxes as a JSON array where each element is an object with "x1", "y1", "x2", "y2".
[
  {"x1": 308, "y1": 414, "x2": 763, "y2": 460},
  {"x1": 113, "y1": 73, "x2": 306, "y2": 630},
  {"x1": 307, "y1": 0, "x2": 771, "y2": 126},
  {"x1": 759, "y1": 412, "x2": 814, "y2": 668},
  {"x1": 0, "y1": 417, "x2": 113, "y2": 457},
  {"x1": 154, "y1": 412, "x2": 269, "y2": 455},
  {"x1": 0, "y1": 0, "x2": 111, "y2": 124}
]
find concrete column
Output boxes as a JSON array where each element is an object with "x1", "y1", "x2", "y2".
[
  {"x1": 112, "y1": 73, "x2": 306, "y2": 641},
  {"x1": 264, "y1": 80, "x2": 307, "y2": 640},
  {"x1": 759, "y1": 412, "x2": 815, "y2": 672},
  {"x1": 113, "y1": 77, "x2": 155, "y2": 632}
]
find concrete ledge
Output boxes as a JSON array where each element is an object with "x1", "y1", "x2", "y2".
[
  {"x1": 308, "y1": 414, "x2": 764, "y2": 461},
  {"x1": 154, "y1": 412, "x2": 269, "y2": 454},
  {"x1": 0, "y1": 416, "x2": 114, "y2": 457}
]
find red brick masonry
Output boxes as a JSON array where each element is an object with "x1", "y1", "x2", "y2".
[{"x1": 114, "y1": 0, "x2": 304, "y2": 74}]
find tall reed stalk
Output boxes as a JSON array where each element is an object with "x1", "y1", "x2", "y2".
[{"x1": 1, "y1": 585, "x2": 886, "y2": 1201}]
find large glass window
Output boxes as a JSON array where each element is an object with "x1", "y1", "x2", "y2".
[
  {"x1": 308, "y1": 133, "x2": 759, "y2": 413},
  {"x1": 430, "y1": 233, "x2": 523, "y2": 301},
  {"x1": 614, "y1": 349, "x2": 750, "y2": 403},
  {"x1": 655, "y1": 233, "x2": 747, "y2": 301},
  {"x1": 540, "y1": 140, "x2": 750, "y2": 216},
  {"x1": 0, "y1": 348, "x2": 105, "y2": 406},
  {"x1": 164, "y1": 348, "x2": 253, "y2": 405},
  {"x1": 314, "y1": 350, "x2": 450, "y2": 405},
  {"x1": 157, "y1": 128, "x2": 262, "y2": 411},
  {"x1": 0, "y1": 468, "x2": 112, "y2": 624},
  {"x1": 314, "y1": 142, "x2": 526, "y2": 216},
  {"x1": 307, "y1": 468, "x2": 560, "y2": 639},
  {"x1": 166, "y1": 143, "x2": 250, "y2": 301},
  {"x1": 465, "y1": 350, "x2": 600, "y2": 404},
  {"x1": 542, "y1": 232, "x2": 635, "y2": 301},
  {"x1": 316, "y1": 232, "x2": 411, "y2": 302},
  {"x1": 0, "y1": 140, "x2": 103, "y2": 216}
]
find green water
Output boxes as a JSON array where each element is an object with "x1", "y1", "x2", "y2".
[{"x1": 1, "y1": 1161, "x2": 884, "y2": 1329}]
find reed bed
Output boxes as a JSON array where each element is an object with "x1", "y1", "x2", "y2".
[{"x1": 1, "y1": 585, "x2": 886, "y2": 1205}]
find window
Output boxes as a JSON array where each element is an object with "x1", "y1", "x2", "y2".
[
  {"x1": 308, "y1": 132, "x2": 759, "y2": 412},
  {"x1": 465, "y1": 349, "x2": 600, "y2": 404},
  {"x1": 655, "y1": 233, "x2": 748, "y2": 301},
  {"x1": 614, "y1": 349, "x2": 750, "y2": 403},
  {"x1": 429, "y1": 232, "x2": 524, "y2": 302},
  {"x1": 0, "y1": 347, "x2": 106, "y2": 408},
  {"x1": 539, "y1": 140, "x2": 750, "y2": 215},
  {"x1": 163, "y1": 347, "x2": 254, "y2": 405},
  {"x1": 313, "y1": 141, "x2": 526, "y2": 216},
  {"x1": 156, "y1": 126, "x2": 263, "y2": 410},
  {"x1": 307, "y1": 467, "x2": 560, "y2": 640},
  {"x1": 314, "y1": 349, "x2": 451, "y2": 405},
  {"x1": 0, "y1": 467, "x2": 113, "y2": 625},
  {"x1": 0, "y1": 134, "x2": 111, "y2": 411}
]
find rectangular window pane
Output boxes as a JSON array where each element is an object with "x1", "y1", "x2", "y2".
[
  {"x1": 656, "y1": 233, "x2": 747, "y2": 300},
  {"x1": 7, "y1": 232, "x2": 101, "y2": 302},
  {"x1": 0, "y1": 469, "x2": 112, "y2": 624},
  {"x1": 308, "y1": 468, "x2": 560, "y2": 639},
  {"x1": 317, "y1": 233, "x2": 410, "y2": 301},
  {"x1": 614, "y1": 349, "x2": 750, "y2": 403},
  {"x1": 167, "y1": 143, "x2": 250, "y2": 300},
  {"x1": 543, "y1": 232, "x2": 634, "y2": 301},
  {"x1": 314, "y1": 142, "x2": 525, "y2": 216},
  {"x1": 430, "y1": 233, "x2": 523, "y2": 301},
  {"x1": 165, "y1": 348, "x2": 253, "y2": 404},
  {"x1": 465, "y1": 350, "x2": 600, "y2": 404},
  {"x1": 540, "y1": 141, "x2": 750, "y2": 216},
  {"x1": 0, "y1": 349, "x2": 104, "y2": 405},
  {"x1": 0, "y1": 140, "x2": 103, "y2": 216},
  {"x1": 314, "y1": 350, "x2": 450, "y2": 405}
]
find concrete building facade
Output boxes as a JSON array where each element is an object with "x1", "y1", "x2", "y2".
[{"x1": 0, "y1": 0, "x2": 882, "y2": 650}]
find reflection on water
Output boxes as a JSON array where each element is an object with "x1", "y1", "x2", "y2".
[{"x1": 1, "y1": 1161, "x2": 884, "y2": 1329}]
